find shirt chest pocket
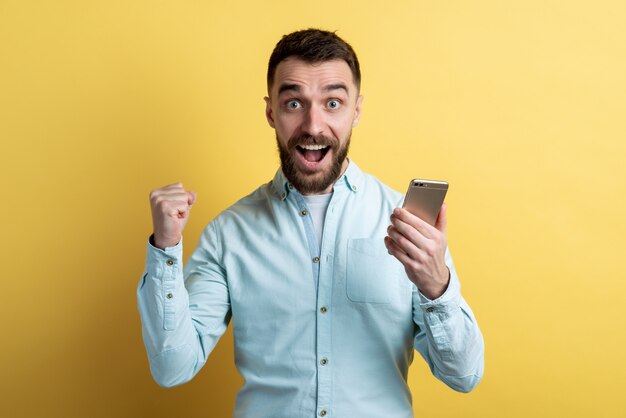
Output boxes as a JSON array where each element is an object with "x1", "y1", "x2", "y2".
[{"x1": 346, "y1": 238, "x2": 407, "y2": 304}]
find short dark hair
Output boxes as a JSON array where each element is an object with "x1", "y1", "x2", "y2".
[{"x1": 267, "y1": 28, "x2": 361, "y2": 92}]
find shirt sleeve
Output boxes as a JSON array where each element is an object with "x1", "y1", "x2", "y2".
[
  {"x1": 412, "y1": 248, "x2": 485, "y2": 392},
  {"x1": 137, "y1": 221, "x2": 231, "y2": 387}
]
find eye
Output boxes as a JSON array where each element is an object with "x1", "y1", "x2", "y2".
[
  {"x1": 286, "y1": 100, "x2": 301, "y2": 110},
  {"x1": 327, "y1": 99, "x2": 341, "y2": 109}
]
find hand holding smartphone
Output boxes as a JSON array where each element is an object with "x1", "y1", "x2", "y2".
[{"x1": 402, "y1": 179, "x2": 448, "y2": 226}]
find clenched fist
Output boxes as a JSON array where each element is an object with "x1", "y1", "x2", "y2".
[{"x1": 149, "y1": 183, "x2": 197, "y2": 250}]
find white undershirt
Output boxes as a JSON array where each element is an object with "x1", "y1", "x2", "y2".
[{"x1": 302, "y1": 193, "x2": 333, "y2": 251}]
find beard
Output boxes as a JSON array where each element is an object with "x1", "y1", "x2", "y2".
[{"x1": 277, "y1": 132, "x2": 351, "y2": 195}]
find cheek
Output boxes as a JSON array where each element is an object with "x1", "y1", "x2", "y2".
[
  {"x1": 329, "y1": 115, "x2": 354, "y2": 136},
  {"x1": 272, "y1": 123, "x2": 294, "y2": 146},
  {"x1": 276, "y1": 114, "x2": 302, "y2": 133}
]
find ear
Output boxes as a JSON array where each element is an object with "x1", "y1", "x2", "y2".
[
  {"x1": 352, "y1": 95, "x2": 364, "y2": 127},
  {"x1": 264, "y1": 96, "x2": 275, "y2": 128}
]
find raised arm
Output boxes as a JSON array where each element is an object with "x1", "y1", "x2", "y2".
[{"x1": 137, "y1": 183, "x2": 231, "y2": 387}]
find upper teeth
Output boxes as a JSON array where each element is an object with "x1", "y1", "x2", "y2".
[{"x1": 300, "y1": 144, "x2": 328, "y2": 150}]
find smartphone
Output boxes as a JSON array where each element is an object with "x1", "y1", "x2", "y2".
[{"x1": 402, "y1": 179, "x2": 449, "y2": 226}]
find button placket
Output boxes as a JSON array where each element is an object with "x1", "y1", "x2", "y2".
[
  {"x1": 162, "y1": 257, "x2": 177, "y2": 330},
  {"x1": 308, "y1": 189, "x2": 339, "y2": 414}
]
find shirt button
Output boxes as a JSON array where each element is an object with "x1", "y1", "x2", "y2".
[
  {"x1": 166, "y1": 293, "x2": 173, "y2": 299},
  {"x1": 166, "y1": 259, "x2": 174, "y2": 266},
  {"x1": 320, "y1": 358, "x2": 328, "y2": 366},
  {"x1": 319, "y1": 410, "x2": 327, "y2": 416},
  {"x1": 426, "y1": 307, "x2": 435, "y2": 313},
  {"x1": 313, "y1": 256, "x2": 320, "y2": 263},
  {"x1": 320, "y1": 306, "x2": 327, "y2": 313},
  {"x1": 288, "y1": 183, "x2": 294, "y2": 190},
  {"x1": 300, "y1": 209, "x2": 308, "y2": 216},
  {"x1": 351, "y1": 184, "x2": 358, "y2": 191},
  {"x1": 280, "y1": 192, "x2": 286, "y2": 200}
]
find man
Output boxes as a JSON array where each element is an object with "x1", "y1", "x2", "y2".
[{"x1": 138, "y1": 29, "x2": 484, "y2": 418}]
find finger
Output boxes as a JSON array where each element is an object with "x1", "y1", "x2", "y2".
[
  {"x1": 389, "y1": 215, "x2": 429, "y2": 250},
  {"x1": 384, "y1": 235, "x2": 407, "y2": 258},
  {"x1": 157, "y1": 184, "x2": 188, "y2": 197},
  {"x1": 435, "y1": 203, "x2": 447, "y2": 235},
  {"x1": 157, "y1": 188, "x2": 189, "y2": 197},
  {"x1": 162, "y1": 182, "x2": 184, "y2": 190},
  {"x1": 162, "y1": 191, "x2": 189, "y2": 198},
  {"x1": 392, "y1": 207, "x2": 437, "y2": 239},
  {"x1": 386, "y1": 225, "x2": 427, "y2": 262},
  {"x1": 150, "y1": 186, "x2": 186, "y2": 200},
  {"x1": 152, "y1": 193, "x2": 191, "y2": 209},
  {"x1": 389, "y1": 215, "x2": 446, "y2": 263},
  {"x1": 385, "y1": 236, "x2": 417, "y2": 268}
]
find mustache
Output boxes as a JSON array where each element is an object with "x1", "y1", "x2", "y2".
[{"x1": 287, "y1": 134, "x2": 338, "y2": 149}]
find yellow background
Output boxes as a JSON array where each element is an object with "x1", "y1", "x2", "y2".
[{"x1": 1, "y1": 1, "x2": 625, "y2": 417}]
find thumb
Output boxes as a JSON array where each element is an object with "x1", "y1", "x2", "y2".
[
  {"x1": 187, "y1": 190, "x2": 197, "y2": 206},
  {"x1": 435, "y1": 203, "x2": 447, "y2": 234}
]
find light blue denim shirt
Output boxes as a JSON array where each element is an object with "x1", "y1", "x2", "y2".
[{"x1": 137, "y1": 161, "x2": 484, "y2": 418}]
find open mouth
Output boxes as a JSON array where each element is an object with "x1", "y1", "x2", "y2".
[{"x1": 296, "y1": 144, "x2": 331, "y2": 163}]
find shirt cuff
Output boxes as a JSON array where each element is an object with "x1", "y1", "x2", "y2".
[
  {"x1": 148, "y1": 234, "x2": 181, "y2": 252},
  {"x1": 417, "y1": 268, "x2": 461, "y2": 308},
  {"x1": 144, "y1": 235, "x2": 184, "y2": 331},
  {"x1": 145, "y1": 234, "x2": 183, "y2": 276}
]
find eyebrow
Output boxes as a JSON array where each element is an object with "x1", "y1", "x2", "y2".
[
  {"x1": 278, "y1": 83, "x2": 300, "y2": 95},
  {"x1": 277, "y1": 82, "x2": 350, "y2": 96},
  {"x1": 324, "y1": 83, "x2": 349, "y2": 94}
]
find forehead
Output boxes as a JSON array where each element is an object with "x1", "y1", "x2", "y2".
[{"x1": 271, "y1": 58, "x2": 356, "y2": 96}]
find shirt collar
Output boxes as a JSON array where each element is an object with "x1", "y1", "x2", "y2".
[{"x1": 271, "y1": 159, "x2": 364, "y2": 201}]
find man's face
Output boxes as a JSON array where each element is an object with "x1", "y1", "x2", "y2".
[{"x1": 265, "y1": 58, "x2": 363, "y2": 195}]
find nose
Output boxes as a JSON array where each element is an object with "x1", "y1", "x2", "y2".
[{"x1": 301, "y1": 105, "x2": 325, "y2": 136}]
